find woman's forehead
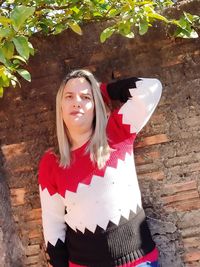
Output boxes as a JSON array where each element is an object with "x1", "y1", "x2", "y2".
[{"x1": 64, "y1": 77, "x2": 92, "y2": 93}]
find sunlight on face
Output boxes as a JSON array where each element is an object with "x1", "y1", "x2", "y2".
[{"x1": 61, "y1": 77, "x2": 95, "y2": 133}]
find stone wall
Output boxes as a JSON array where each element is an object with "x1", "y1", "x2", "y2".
[{"x1": 0, "y1": 2, "x2": 200, "y2": 266}]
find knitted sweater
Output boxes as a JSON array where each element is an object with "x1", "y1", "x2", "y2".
[{"x1": 38, "y1": 77, "x2": 162, "y2": 267}]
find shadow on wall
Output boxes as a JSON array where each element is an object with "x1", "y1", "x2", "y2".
[
  {"x1": 0, "y1": 147, "x2": 25, "y2": 267},
  {"x1": 147, "y1": 217, "x2": 183, "y2": 267}
]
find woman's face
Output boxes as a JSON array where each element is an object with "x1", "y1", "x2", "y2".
[{"x1": 61, "y1": 77, "x2": 95, "y2": 134}]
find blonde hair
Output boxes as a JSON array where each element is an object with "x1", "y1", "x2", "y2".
[{"x1": 56, "y1": 69, "x2": 111, "y2": 169}]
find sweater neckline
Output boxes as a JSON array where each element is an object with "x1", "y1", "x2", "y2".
[{"x1": 71, "y1": 140, "x2": 89, "y2": 155}]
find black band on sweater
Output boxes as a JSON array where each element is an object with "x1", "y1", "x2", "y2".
[
  {"x1": 47, "y1": 238, "x2": 69, "y2": 267},
  {"x1": 107, "y1": 77, "x2": 141, "y2": 103},
  {"x1": 67, "y1": 209, "x2": 155, "y2": 267}
]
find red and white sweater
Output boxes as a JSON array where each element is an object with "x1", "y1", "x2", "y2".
[{"x1": 38, "y1": 77, "x2": 162, "y2": 267}]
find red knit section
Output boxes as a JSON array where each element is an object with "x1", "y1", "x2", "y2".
[
  {"x1": 39, "y1": 137, "x2": 135, "y2": 198},
  {"x1": 38, "y1": 150, "x2": 58, "y2": 195},
  {"x1": 107, "y1": 109, "x2": 135, "y2": 145},
  {"x1": 39, "y1": 108, "x2": 137, "y2": 198}
]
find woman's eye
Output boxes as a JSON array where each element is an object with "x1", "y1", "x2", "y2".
[
  {"x1": 83, "y1": 95, "x2": 91, "y2": 100},
  {"x1": 65, "y1": 95, "x2": 72, "y2": 99}
]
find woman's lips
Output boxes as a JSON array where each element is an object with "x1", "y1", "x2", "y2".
[{"x1": 70, "y1": 111, "x2": 84, "y2": 116}]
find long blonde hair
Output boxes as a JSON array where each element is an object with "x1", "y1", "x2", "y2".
[{"x1": 56, "y1": 69, "x2": 111, "y2": 169}]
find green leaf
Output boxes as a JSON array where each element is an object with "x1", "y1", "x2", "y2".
[
  {"x1": 17, "y1": 69, "x2": 31, "y2": 82},
  {"x1": 121, "y1": 4, "x2": 130, "y2": 13},
  {"x1": 10, "y1": 5, "x2": 35, "y2": 31},
  {"x1": 189, "y1": 30, "x2": 198, "y2": 38},
  {"x1": 0, "y1": 28, "x2": 13, "y2": 39},
  {"x1": 119, "y1": 30, "x2": 135, "y2": 38},
  {"x1": 124, "y1": 32, "x2": 135, "y2": 38},
  {"x1": 2, "y1": 41, "x2": 14, "y2": 59},
  {"x1": 0, "y1": 66, "x2": 5, "y2": 75},
  {"x1": 11, "y1": 75, "x2": 20, "y2": 87},
  {"x1": 12, "y1": 36, "x2": 29, "y2": 60},
  {"x1": 71, "y1": 6, "x2": 80, "y2": 14},
  {"x1": 0, "y1": 87, "x2": 3, "y2": 97},
  {"x1": 178, "y1": 16, "x2": 187, "y2": 29},
  {"x1": 175, "y1": 28, "x2": 198, "y2": 38},
  {"x1": 127, "y1": 0, "x2": 135, "y2": 7},
  {"x1": 0, "y1": 72, "x2": 10, "y2": 87},
  {"x1": 0, "y1": 16, "x2": 12, "y2": 25},
  {"x1": 28, "y1": 42, "x2": 34, "y2": 56},
  {"x1": 0, "y1": 48, "x2": 7, "y2": 64},
  {"x1": 12, "y1": 59, "x2": 20, "y2": 66},
  {"x1": 68, "y1": 22, "x2": 82, "y2": 35},
  {"x1": 100, "y1": 27, "x2": 115, "y2": 43},
  {"x1": 148, "y1": 13, "x2": 169, "y2": 23},
  {"x1": 192, "y1": 15, "x2": 200, "y2": 22},
  {"x1": 139, "y1": 21, "x2": 148, "y2": 35},
  {"x1": 11, "y1": 79, "x2": 16, "y2": 87},
  {"x1": 118, "y1": 20, "x2": 131, "y2": 35},
  {"x1": 54, "y1": 23, "x2": 65, "y2": 35},
  {"x1": 93, "y1": 12, "x2": 103, "y2": 17},
  {"x1": 183, "y1": 12, "x2": 193, "y2": 24},
  {"x1": 12, "y1": 55, "x2": 27, "y2": 63},
  {"x1": 108, "y1": 9, "x2": 120, "y2": 17}
]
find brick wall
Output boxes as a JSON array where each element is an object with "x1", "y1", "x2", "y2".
[{"x1": 0, "y1": 2, "x2": 200, "y2": 266}]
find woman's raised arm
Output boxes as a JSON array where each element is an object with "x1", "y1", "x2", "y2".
[{"x1": 101, "y1": 77, "x2": 162, "y2": 137}]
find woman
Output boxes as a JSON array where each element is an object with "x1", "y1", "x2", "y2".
[{"x1": 38, "y1": 69, "x2": 162, "y2": 267}]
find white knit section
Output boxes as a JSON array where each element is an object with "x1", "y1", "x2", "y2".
[
  {"x1": 63, "y1": 152, "x2": 142, "y2": 233},
  {"x1": 119, "y1": 78, "x2": 162, "y2": 133},
  {"x1": 39, "y1": 186, "x2": 66, "y2": 246}
]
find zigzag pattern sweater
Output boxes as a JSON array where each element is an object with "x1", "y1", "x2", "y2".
[{"x1": 38, "y1": 77, "x2": 162, "y2": 267}]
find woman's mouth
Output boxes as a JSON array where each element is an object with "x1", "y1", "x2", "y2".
[{"x1": 70, "y1": 111, "x2": 84, "y2": 116}]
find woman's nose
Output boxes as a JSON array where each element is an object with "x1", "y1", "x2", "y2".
[
  {"x1": 73, "y1": 103, "x2": 81, "y2": 108},
  {"x1": 73, "y1": 96, "x2": 81, "y2": 107}
]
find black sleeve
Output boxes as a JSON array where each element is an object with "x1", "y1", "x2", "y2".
[{"x1": 107, "y1": 77, "x2": 141, "y2": 103}]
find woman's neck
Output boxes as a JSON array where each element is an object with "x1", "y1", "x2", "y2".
[{"x1": 69, "y1": 129, "x2": 93, "y2": 151}]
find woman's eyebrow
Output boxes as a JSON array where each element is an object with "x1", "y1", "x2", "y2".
[
  {"x1": 81, "y1": 92, "x2": 92, "y2": 96},
  {"x1": 63, "y1": 91, "x2": 73, "y2": 95},
  {"x1": 63, "y1": 90, "x2": 92, "y2": 96}
]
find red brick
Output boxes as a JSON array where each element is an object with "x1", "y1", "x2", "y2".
[
  {"x1": 178, "y1": 210, "x2": 200, "y2": 230},
  {"x1": 181, "y1": 117, "x2": 200, "y2": 127},
  {"x1": 135, "y1": 151, "x2": 160, "y2": 164},
  {"x1": 26, "y1": 244, "x2": 40, "y2": 256},
  {"x1": 165, "y1": 199, "x2": 200, "y2": 212},
  {"x1": 28, "y1": 229, "x2": 42, "y2": 239},
  {"x1": 11, "y1": 165, "x2": 34, "y2": 174},
  {"x1": 24, "y1": 255, "x2": 40, "y2": 265},
  {"x1": 162, "y1": 190, "x2": 199, "y2": 205},
  {"x1": 166, "y1": 155, "x2": 196, "y2": 167},
  {"x1": 185, "y1": 263, "x2": 200, "y2": 267},
  {"x1": 183, "y1": 237, "x2": 200, "y2": 249},
  {"x1": 184, "y1": 250, "x2": 200, "y2": 262},
  {"x1": 10, "y1": 188, "x2": 26, "y2": 206},
  {"x1": 139, "y1": 170, "x2": 165, "y2": 180},
  {"x1": 150, "y1": 113, "x2": 166, "y2": 124},
  {"x1": 81, "y1": 65, "x2": 96, "y2": 72},
  {"x1": 163, "y1": 181, "x2": 197, "y2": 195},
  {"x1": 161, "y1": 55, "x2": 184, "y2": 67},
  {"x1": 135, "y1": 134, "x2": 170, "y2": 148},
  {"x1": 1, "y1": 143, "x2": 27, "y2": 159},
  {"x1": 90, "y1": 52, "x2": 105, "y2": 63},
  {"x1": 26, "y1": 208, "x2": 41, "y2": 221},
  {"x1": 181, "y1": 225, "x2": 200, "y2": 239},
  {"x1": 170, "y1": 163, "x2": 200, "y2": 175}
]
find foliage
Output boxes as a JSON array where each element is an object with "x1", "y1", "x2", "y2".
[{"x1": 0, "y1": 0, "x2": 199, "y2": 97}]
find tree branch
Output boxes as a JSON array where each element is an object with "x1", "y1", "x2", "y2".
[{"x1": 35, "y1": 3, "x2": 76, "y2": 12}]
